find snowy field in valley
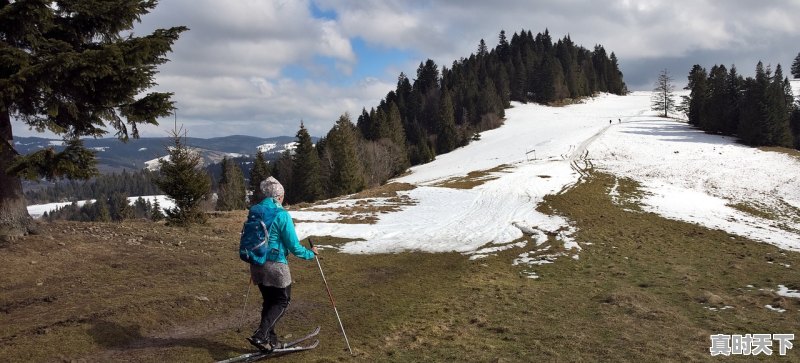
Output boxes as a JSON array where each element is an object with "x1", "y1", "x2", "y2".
[
  {"x1": 295, "y1": 85, "x2": 800, "y2": 261},
  {"x1": 27, "y1": 195, "x2": 176, "y2": 219}
]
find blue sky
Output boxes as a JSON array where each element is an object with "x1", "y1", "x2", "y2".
[{"x1": 12, "y1": 0, "x2": 800, "y2": 139}]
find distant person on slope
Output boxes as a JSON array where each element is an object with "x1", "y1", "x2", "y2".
[{"x1": 244, "y1": 176, "x2": 318, "y2": 352}]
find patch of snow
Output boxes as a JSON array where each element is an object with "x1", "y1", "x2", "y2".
[
  {"x1": 521, "y1": 271, "x2": 540, "y2": 279},
  {"x1": 466, "y1": 241, "x2": 527, "y2": 260},
  {"x1": 144, "y1": 155, "x2": 169, "y2": 171},
  {"x1": 138, "y1": 147, "x2": 147, "y2": 151},
  {"x1": 290, "y1": 211, "x2": 341, "y2": 222},
  {"x1": 777, "y1": 285, "x2": 800, "y2": 298},
  {"x1": 257, "y1": 143, "x2": 277, "y2": 153},
  {"x1": 90, "y1": 147, "x2": 108, "y2": 152},
  {"x1": 48, "y1": 140, "x2": 63, "y2": 146},
  {"x1": 764, "y1": 304, "x2": 786, "y2": 313}
]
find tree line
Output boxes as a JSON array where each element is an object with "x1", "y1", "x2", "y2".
[
  {"x1": 43, "y1": 194, "x2": 164, "y2": 222},
  {"x1": 682, "y1": 60, "x2": 800, "y2": 149}
]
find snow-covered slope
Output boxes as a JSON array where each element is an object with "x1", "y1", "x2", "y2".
[{"x1": 295, "y1": 90, "x2": 800, "y2": 256}]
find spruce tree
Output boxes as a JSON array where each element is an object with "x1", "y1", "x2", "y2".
[
  {"x1": 792, "y1": 52, "x2": 800, "y2": 79},
  {"x1": 684, "y1": 65, "x2": 707, "y2": 126},
  {"x1": 385, "y1": 103, "x2": 411, "y2": 173},
  {"x1": 154, "y1": 128, "x2": 212, "y2": 226},
  {"x1": 95, "y1": 196, "x2": 112, "y2": 222},
  {"x1": 477, "y1": 39, "x2": 489, "y2": 58},
  {"x1": 289, "y1": 123, "x2": 323, "y2": 204},
  {"x1": 764, "y1": 65, "x2": 793, "y2": 147},
  {"x1": 738, "y1": 62, "x2": 770, "y2": 145},
  {"x1": 651, "y1": 69, "x2": 676, "y2": 118},
  {"x1": 108, "y1": 192, "x2": 132, "y2": 221},
  {"x1": 216, "y1": 157, "x2": 247, "y2": 211},
  {"x1": 0, "y1": 1, "x2": 185, "y2": 237},
  {"x1": 723, "y1": 65, "x2": 743, "y2": 135},
  {"x1": 437, "y1": 91, "x2": 458, "y2": 154},
  {"x1": 248, "y1": 150, "x2": 270, "y2": 205},
  {"x1": 703, "y1": 65, "x2": 729, "y2": 133},
  {"x1": 151, "y1": 199, "x2": 165, "y2": 222},
  {"x1": 328, "y1": 114, "x2": 364, "y2": 196}
]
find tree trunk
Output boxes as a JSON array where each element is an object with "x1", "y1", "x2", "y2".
[{"x1": 0, "y1": 109, "x2": 31, "y2": 238}]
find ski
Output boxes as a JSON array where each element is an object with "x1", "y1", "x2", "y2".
[
  {"x1": 283, "y1": 326, "x2": 321, "y2": 348},
  {"x1": 216, "y1": 340, "x2": 319, "y2": 363},
  {"x1": 215, "y1": 327, "x2": 320, "y2": 363}
]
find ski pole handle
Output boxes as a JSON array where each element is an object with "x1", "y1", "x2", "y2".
[{"x1": 308, "y1": 238, "x2": 315, "y2": 248}]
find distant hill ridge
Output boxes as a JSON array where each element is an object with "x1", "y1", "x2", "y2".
[{"x1": 13, "y1": 135, "x2": 315, "y2": 173}]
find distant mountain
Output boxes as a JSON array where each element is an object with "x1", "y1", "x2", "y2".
[{"x1": 13, "y1": 135, "x2": 312, "y2": 173}]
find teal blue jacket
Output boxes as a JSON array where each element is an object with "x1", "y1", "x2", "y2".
[{"x1": 251, "y1": 197, "x2": 315, "y2": 264}]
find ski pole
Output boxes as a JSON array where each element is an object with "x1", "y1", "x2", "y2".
[
  {"x1": 236, "y1": 279, "x2": 252, "y2": 333},
  {"x1": 309, "y1": 238, "x2": 353, "y2": 355}
]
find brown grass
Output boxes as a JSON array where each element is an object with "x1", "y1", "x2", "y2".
[{"x1": 434, "y1": 165, "x2": 512, "y2": 189}]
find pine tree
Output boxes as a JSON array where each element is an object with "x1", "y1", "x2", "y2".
[
  {"x1": 683, "y1": 65, "x2": 707, "y2": 126},
  {"x1": 738, "y1": 62, "x2": 770, "y2": 146},
  {"x1": 792, "y1": 52, "x2": 800, "y2": 79},
  {"x1": 437, "y1": 91, "x2": 458, "y2": 154},
  {"x1": 723, "y1": 65, "x2": 743, "y2": 135},
  {"x1": 133, "y1": 196, "x2": 150, "y2": 219},
  {"x1": 328, "y1": 114, "x2": 365, "y2": 196},
  {"x1": 0, "y1": 1, "x2": 186, "y2": 237},
  {"x1": 477, "y1": 39, "x2": 488, "y2": 58},
  {"x1": 95, "y1": 196, "x2": 112, "y2": 222},
  {"x1": 108, "y1": 192, "x2": 132, "y2": 221},
  {"x1": 151, "y1": 199, "x2": 165, "y2": 222},
  {"x1": 154, "y1": 128, "x2": 212, "y2": 226},
  {"x1": 216, "y1": 157, "x2": 247, "y2": 211},
  {"x1": 651, "y1": 69, "x2": 677, "y2": 118},
  {"x1": 703, "y1": 65, "x2": 729, "y2": 133},
  {"x1": 764, "y1": 65, "x2": 793, "y2": 147},
  {"x1": 289, "y1": 123, "x2": 323, "y2": 204},
  {"x1": 248, "y1": 150, "x2": 270, "y2": 205},
  {"x1": 385, "y1": 103, "x2": 411, "y2": 173}
]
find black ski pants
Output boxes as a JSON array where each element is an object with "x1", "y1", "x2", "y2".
[{"x1": 256, "y1": 284, "x2": 291, "y2": 342}]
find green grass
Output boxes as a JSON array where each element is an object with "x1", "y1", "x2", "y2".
[{"x1": 1, "y1": 173, "x2": 799, "y2": 362}]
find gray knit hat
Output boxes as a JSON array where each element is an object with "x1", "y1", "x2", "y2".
[{"x1": 260, "y1": 176, "x2": 285, "y2": 198}]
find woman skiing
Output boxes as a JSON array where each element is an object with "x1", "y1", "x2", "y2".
[{"x1": 246, "y1": 176, "x2": 317, "y2": 351}]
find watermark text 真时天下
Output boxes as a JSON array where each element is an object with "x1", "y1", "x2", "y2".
[{"x1": 710, "y1": 334, "x2": 794, "y2": 356}]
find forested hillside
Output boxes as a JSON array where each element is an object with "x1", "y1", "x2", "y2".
[{"x1": 273, "y1": 29, "x2": 627, "y2": 204}]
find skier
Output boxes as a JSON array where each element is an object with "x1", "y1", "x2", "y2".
[{"x1": 246, "y1": 176, "x2": 318, "y2": 352}]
